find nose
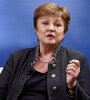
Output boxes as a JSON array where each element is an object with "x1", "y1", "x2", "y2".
[{"x1": 47, "y1": 24, "x2": 55, "y2": 32}]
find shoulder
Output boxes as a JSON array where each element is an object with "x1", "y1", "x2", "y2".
[
  {"x1": 63, "y1": 47, "x2": 86, "y2": 61},
  {"x1": 65, "y1": 47, "x2": 84, "y2": 56},
  {"x1": 4, "y1": 47, "x2": 36, "y2": 71},
  {"x1": 62, "y1": 47, "x2": 89, "y2": 68},
  {"x1": 11, "y1": 47, "x2": 35, "y2": 57},
  {"x1": 9, "y1": 47, "x2": 36, "y2": 62}
]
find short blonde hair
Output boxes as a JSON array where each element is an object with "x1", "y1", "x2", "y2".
[{"x1": 34, "y1": 3, "x2": 70, "y2": 33}]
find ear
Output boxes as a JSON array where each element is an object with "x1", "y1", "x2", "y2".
[
  {"x1": 63, "y1": 33, "x2": 65, "y2": 38},
  {"x1": 34, "y1": 28, "x2": 38, "y2": 37},
  {"x1": 61, "y1": 36, "x2": 65, "y2": 43},
  {"x1": 35, "y1": 28, "x2": 38, "y2": 33}
]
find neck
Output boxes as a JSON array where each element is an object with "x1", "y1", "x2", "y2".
[{"x1": 39, "y1": 43, "x2": 57, "y2": 59}]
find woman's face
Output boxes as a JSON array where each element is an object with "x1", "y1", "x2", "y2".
[{"x1": 35, "y1": 16, "x2": 65, "y2": 46}]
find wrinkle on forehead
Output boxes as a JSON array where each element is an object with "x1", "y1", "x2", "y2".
[{"x1": 38, "y1": 16, "x2": 64, "y2": 24}]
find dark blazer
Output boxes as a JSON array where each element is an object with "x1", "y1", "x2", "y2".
[{"x1": 0, "y1": 46, "x2": 90, "y2": 100}]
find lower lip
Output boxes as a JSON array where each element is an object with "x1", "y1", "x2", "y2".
[{"x1": 47, "y1": 36, "x2": 55, "y2": 39}]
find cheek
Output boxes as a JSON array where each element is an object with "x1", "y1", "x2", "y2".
[
  {"x1": 36, "y1": 26, "x2": 44, "y2": 33},
  {"x1": 35, "y1": 29, "x2": 44, "y2": 39},
  {"x1": 57, "y1": 29, "x2": 64, "y2": 36},
  {"x1": 57, "y1": 32, "x2": 65, "y2": 40}
]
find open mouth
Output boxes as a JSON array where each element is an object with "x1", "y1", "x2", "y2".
[{"x1": 47, "y1": 34, "x2": 55, "y2": 38}]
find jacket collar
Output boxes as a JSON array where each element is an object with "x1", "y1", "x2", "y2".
[{"x1": 33, "y1": 43, "x2": 63, "y2": 63}]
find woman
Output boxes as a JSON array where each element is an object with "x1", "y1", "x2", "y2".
[{"x1": 0, "y1": 3, "x2": 90, "y2": 100}]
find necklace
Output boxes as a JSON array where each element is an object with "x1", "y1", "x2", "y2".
[{"x1": 39, "y1": 57, "x2": 54, "y2": 63}]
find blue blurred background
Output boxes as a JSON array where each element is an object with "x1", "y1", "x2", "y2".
[{"x1": 0, "y1": 0, "x2": 90, "y2": 68}]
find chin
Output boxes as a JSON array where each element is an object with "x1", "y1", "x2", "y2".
[{"x1": 44, "y1": 42, "x2": 57, "y2": 46}]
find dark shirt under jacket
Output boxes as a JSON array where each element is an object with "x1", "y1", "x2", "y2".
[
  {"x1": 0, "y1": 45, "x2": 90, "y2": 100},
  {"x1": 18, "y1": 69, "x2": 48, "y2": 100}
]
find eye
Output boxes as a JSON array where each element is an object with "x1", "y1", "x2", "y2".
[
  {"x1": 55, "y1": 23, "x2": 61, "y2": 27},
  {"x1": 42, "y1": 21, "x2": 48, "y2": 25}
]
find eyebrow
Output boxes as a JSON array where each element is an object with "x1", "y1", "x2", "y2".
[
  {"x1": 41, "y1": 18, "x2": 63, "y2": 23},
  {"x1": 41, "y1": 18, "x2": 49, "y2": 20},
  {"x1": 55, "y1": 19, "x2": 63, "y2": 23}
]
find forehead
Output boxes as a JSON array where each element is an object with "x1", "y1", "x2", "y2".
[{"x1": 38, "y1": 15, "x2": 64, "y2": 22}]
